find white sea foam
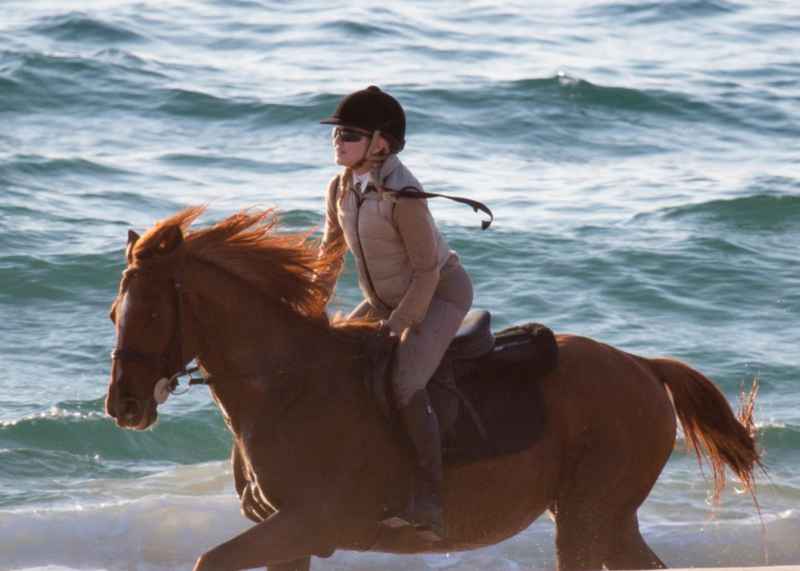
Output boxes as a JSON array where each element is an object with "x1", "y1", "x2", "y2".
[
  {"x1": 2, "y1": 491, "x2": 250, "y2": 570},
  {"x1": 0, "y1": 406, "x2": 104, "y2": 428}
]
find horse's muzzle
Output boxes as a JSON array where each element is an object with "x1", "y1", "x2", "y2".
[
  {"x1": 107, "y1": 390, "x2": 157, "y2": 430},
  {"x1": 107, "y1": 361, "x2": 159, "y2": 430}
]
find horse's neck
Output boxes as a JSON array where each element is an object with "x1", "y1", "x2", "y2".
[{"x1": 184, "y1": 266, "x2": 358, "y2": 432}]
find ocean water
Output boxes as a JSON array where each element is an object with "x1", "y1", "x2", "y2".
[{"x1": 1, "y1": 0, "x2": 798, "y2": 569}]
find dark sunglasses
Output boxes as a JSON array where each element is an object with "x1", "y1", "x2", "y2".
[{"x1": 332, "y1": 127, "x2": 370, "y2": 143}]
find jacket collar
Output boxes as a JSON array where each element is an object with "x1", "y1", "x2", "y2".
[
  {"x1": 377, "y1": 154, "x2": 401, "y2": 182},
  {"x1": 344, "y1": 153, "x2": 402, "y2": 195}
]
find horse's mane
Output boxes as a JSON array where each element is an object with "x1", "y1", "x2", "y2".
[{"x1": 130, "y1": 206, "x2": 346, "y2": 320}]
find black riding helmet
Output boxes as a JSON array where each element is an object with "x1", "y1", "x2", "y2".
[{"x1": 320, "y1": 85, "x2": 406, "y2": 153}]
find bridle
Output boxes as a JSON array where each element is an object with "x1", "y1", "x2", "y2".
[{"x1": 110, "y1": 275, "x2": 208, "y2": 402}]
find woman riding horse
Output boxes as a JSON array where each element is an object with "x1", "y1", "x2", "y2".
[{"x1": 318, "y1": 86, "x2": 474, "y2": 540}]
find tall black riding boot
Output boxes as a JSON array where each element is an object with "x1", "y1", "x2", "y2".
[{"x1": 392, "y1": 388, "x2": 445, "y2": 540}]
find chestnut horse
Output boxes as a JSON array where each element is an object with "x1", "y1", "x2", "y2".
[{"x1": 105, "y1": 206, "x2": 760, "y2": 571}]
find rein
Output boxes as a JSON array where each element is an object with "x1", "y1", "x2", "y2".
[
  {"x1": 385, "y1": 186, "x2": 494, "y2": 230},
  {"x1": 351, "y1": 133, "x2": 494, "y2": 230},
  {"x1": 110, "y1": 275, "x2": 209, "y2": 404}
]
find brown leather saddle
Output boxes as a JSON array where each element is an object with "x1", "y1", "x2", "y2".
[{"x1": 364, "y1": 310, "x2": 559, "y2": 465}]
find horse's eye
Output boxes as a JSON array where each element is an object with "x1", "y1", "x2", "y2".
[{"x1": 151, "y1": 312, "x2": 159, "y2": 320}]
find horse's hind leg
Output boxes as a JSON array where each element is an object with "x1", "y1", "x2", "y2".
[
  {"x1": 554, "y1": 506, "x2": 613, "y2": 571},
  {"x1": 604, "y1": 515, "x2": 665, "y2": 570},
  {"x1": 267, "y1": 558, "x2": 310, "y2": 571},
  {"x1": 552, "y1": 450, "x2": 623, "y2": 570},
  {"x1": 552, "y1": 437, "x2": 670, "y2": 570},
  {"x1": 555, "y1": 510, "x2": 665, "y2": 571},
  {"x1": 555, "y1": 487, "x2": 668, "y2": 571}
]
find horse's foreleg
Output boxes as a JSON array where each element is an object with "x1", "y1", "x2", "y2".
[
  {"x1": 193, "y1": 509, "x2": 331, "y2": 571},
  {"x1": 232, "y1": 445, "x2": 276, "y2": 523},
  {"x1": 241, "y1": 483, "x2": 276, "y2": 522},
  {"x1": 232, "y1": 445, "x2": 246, "y2": 499}
]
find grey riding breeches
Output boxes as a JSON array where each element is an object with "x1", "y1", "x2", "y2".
[{"x1": 348, "y1": 257, "x2": 473, "y2": 407}]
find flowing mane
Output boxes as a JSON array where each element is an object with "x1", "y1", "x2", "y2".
[{"x1": 130, "y1": 206, "x2": 345, "y2": 319}]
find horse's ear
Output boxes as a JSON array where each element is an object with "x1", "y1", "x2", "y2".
[
  {"x1": 126, "y1": 230, "x2": 140, "y2": 264},
  {"x1": 155, "y1": 225, "x2": 183, "y2": 255},
  {"x1": 131, "y1": 225, "x2": 184, "y2": 261}
]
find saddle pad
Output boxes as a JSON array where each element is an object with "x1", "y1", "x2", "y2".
[{"x1": 439, "y1": 323, "x2": 558, "y2": 465}]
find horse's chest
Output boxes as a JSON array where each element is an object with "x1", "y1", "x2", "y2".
[
  {"x1": 237, "y1": 432, "x2": 303, "y2": 512},
  {"x1": 209, "y1": 389, "x2": 236, "y2": 432}
]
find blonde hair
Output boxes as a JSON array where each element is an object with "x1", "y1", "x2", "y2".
[{"x1": 337, "y1": 130, "x2": 390, "y2": 207}]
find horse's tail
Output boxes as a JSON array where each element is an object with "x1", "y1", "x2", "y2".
[{"x1": 646, "y1": 357, "x2": 763, "y2": 503}]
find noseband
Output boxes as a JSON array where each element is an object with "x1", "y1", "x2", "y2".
[{"x1": 110, "y1": 277, "x2": 208, "y2": 401}]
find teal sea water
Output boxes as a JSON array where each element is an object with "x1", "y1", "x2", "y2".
[{"x1": 1, "y1": 1, "x2": 799, "y2": 569}]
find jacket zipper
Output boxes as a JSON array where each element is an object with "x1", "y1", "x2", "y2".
[{"x1": 354, "y1": 191, "x2": 390, "y2": 310}]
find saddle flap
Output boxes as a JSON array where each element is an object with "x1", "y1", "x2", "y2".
[{"x1": 445, "y1": 310, "x2": 495, "y2": 360}]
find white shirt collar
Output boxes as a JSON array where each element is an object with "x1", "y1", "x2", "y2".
[{"x1": 352, "y1": 170, "x2": 371, "y2": 191}]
